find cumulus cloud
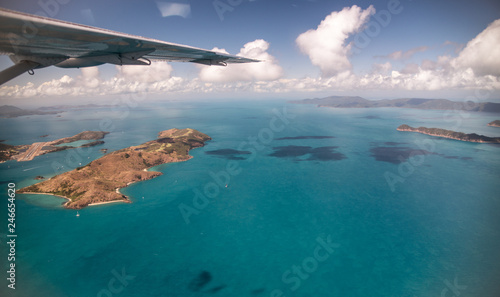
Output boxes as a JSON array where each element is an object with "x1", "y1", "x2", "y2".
[
  {"x1": 452, "y1": 19, "x2": 500, "y2": 76},
  {"x1": 116, "y1": 62, "x2": 174, "y2": 83},
  {"x1": 198, "y1": 39, "x2": 283, "y2": 82},
  {"x1": 2, "y1": 15, "x2": 500, "y2": 98},
  {"x1": 296, "y1": 5, "x2": 375, "y2": 77},
  {"x1": 80, "y1": 66, "x2": 100, "y2": 88}
]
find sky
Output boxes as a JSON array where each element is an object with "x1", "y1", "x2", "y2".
[{"x1": 0, "y1": 0, "x2": 499, "y2": 104}]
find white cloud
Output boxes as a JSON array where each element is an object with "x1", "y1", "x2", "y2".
[
  {"x1": 156, "y1": 2, "x2": 191, "y2": 18},
  {"x1": 452, "y1": 19, "x2": 500, "y2": 76},
  {"x1": 198, "y1": 39, "x2": 283, "y2": 82},
  {"x1": 116, "y1": 62, "x2": 173, "y2": 83},
  {"x1": 400, "y1": 63, "x2": 419, "y2": 74},
  {"x1": 81, "y1": 9, "x2": 95, "y2": 24},
  {"x1": 372, "y1": 62, "x2": 392, "y2": 74},
  {"x1": 2, "y1": 15, "x2": 500, "y2": 99},
  {"x1": 296, "y1": 5, "x2": 375, "y2": 77},
  {"x1": 80, "y1": 66, "x2": 100, "y2": 88}
]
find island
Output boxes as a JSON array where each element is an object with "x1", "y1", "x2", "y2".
[
  {"x1": 0, "y1": 104, "x2": 119, "y2": 118},
  {"x1": 18, "y1": 128, "x2": 211, "y2": 209},
  {"x1": 0, "y1": 105, "x2": 62, "y2": 118},
  {"x1": 0, "y1": 131, "x2": 109, "y2": 162},
  {"x1": 397, "y1": 125, "x2": 500, "y2": 143},
  {"x1": 290, "y1": 96, "x2": 500, "y2": 113},
  {"x1": 487, "y1": 120, "x2": 500, "y2": 127}
]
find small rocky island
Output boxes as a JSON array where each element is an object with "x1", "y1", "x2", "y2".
[
  {"x1": 0, "y1": 131, "x2": 109, "y2": 162},
  {"x1": 397, "y1": 125, "x2": 500, "y2": 143},
  {"x1": 488, "y1": 120, "x2": 500, "y2": 127},
  {"x1": 18, "y1": 128, "x2": 211, "y2": 209}
]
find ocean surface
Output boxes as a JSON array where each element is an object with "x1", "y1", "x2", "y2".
[{"x1": 1, "y1": 100, "x2": 499, "y2": 297}]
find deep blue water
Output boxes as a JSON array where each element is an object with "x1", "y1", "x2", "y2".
[{"x1": 1, "y1": 100, "x2": 499, "y2": 297}]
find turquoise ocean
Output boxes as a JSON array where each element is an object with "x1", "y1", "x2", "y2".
[{"x1": 1, "y1": 100, "x2": 499, "y2": 296}]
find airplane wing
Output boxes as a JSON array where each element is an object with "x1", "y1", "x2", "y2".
[{"x1": 0, "y1": 8, "x2": 259, "y2": 85}]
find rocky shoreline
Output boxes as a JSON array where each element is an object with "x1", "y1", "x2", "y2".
[{"x1": 397, "y1": 124, "x2": 500, "y2": 143}]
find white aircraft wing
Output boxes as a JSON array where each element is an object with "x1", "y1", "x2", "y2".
[{"x1": 0, "y1": 8, "x2": 259, "y2": 85}]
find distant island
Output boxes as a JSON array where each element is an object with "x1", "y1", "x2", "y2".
[
  {"x1": 397, "y1": 125, "x2": 500, "y2": 143},
  {"x1": 18, "y1": 128, "x2": 211, "y2": 209},
  {"x1": 488, "y1": 120, "x2": 500, "y2": 127},
  {"x1": 0, "y1": 104, "x2": 119, "y2": 118},
  {"x1": 0, "y1": 131, "x2": 109, "y2": 162},
  {"x1": 36, "y1": 103, "x2": 118, "y2": 111},
  {"x1": 0, "y1": 105, "x2": 62, "y2": 118},
  {"x1": 290, "y1": 96, "x2": 500, "y2": 113}
]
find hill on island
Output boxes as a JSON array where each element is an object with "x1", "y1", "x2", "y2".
[
  {"x1": 0, "y1": 105, "x2": 62, "y2": 117},
  {"x1": 488, "y1": 120, "x2": 500, "y2": 127},
  {"x1": 290, "y1": 96, "x2": 500, "y2": 113},
  {"x1": 19, "y1": 128, "x2": 211, "y2": 209}
]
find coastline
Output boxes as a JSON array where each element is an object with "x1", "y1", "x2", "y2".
[
  {"x1": 19, "y1": 191, "x2": 130, "y2": 208},
  {"x1": 397, "y1": 125, "x2": 500, "y2": 144},
  {"x1": 88, "y1": 199, "x2": 129, "y2": 207},
  {"x1": 17, "y1": 192, "x2": 71, "y2": 205}
]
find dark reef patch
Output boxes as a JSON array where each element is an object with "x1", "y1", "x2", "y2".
[
  {"x1": 360, "y1": 115, "x2": 381, "y2": 119},
  {"x1": 370, "y1": 146, "x2": 434, "y2": 164},
  {"x1": 188, "y1": 271, "x2": 212, "y2": 292},
  {"x1": 251, "y1": 288, "x2": 266, "y2": 294},
  {"x1": 370, "y1": 142, "x2": 472, "y2": 164},
  {"x1": 205, "y1": 149, "x2": 252, "y2": 160},
  {"x1": 276, "y1": 136, "x2": 335, "y2": 140},
  {"x1": 308, "y1": 146, "x2": 346, "y2": 161},
  {"x1": 269, "y1": 145, "x2": 311, "y2": 158},
  {"x1": 204, "y1": 285, "x2": 227, "y2": 294},
  {"x1": 269, "y1": 145, "x2": 346, "y2": 161}
]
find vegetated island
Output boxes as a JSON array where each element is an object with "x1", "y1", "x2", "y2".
[
  {"x1": 0, "y1": 131, "x2": 109, "y2": 162},
  {"x1": 487, "y1": 120, "x2": 500, "y2": 127},
  {"x1": 397, "y1": 125, "x2": 500, "y2": 143},
  {"x1": 18, "y1": 128, "x2": 211, "y2": 209},
  {"x1": 290, "y1": 96, "x2": 500, "y2": 113}
]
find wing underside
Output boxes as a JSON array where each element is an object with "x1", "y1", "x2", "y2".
[{"x1": 0, "y1": 8, "x2": 258, "y2": 85}]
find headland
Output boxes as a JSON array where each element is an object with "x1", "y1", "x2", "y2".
[
  {"x1": 397, "y1": 125, "x2": 500, "y2": 143},
  {"x1": 0, "y1": 131, "x2": 109, "y2": 162}
]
